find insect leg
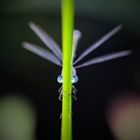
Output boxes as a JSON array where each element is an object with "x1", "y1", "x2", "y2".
[
  {"x1": 58, "y1": 86, "x2": 77, "y2": 119},
  {"x1": 72, "y1": 85, "x2": 78, "y2": 101},
  {"x1": 58, "y1": 86, "x2": 63, "y2": 101}
]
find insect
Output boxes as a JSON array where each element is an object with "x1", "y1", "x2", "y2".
[{"x1": 22, "y1": 22, "x2": 131, "y2": 101}]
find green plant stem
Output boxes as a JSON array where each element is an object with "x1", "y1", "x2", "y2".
[{"x1": 61, "y1": 0, "x2": 74, "y2": 140}]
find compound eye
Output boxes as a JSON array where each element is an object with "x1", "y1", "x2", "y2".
[
  {"x1": 72, "y1": 75, "x2": 78, "y2": 84},
  {"x1": 57, "y1": 75, "x2": 63, "y2": 83}
]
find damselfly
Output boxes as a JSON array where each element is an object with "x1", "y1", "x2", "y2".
[{"x1": 22, "y1": 22, "x2": 131, "y2": 101}]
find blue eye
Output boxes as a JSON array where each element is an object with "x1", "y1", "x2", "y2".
[
  {"x1": 72, "y1": 75, "x2": 78, "y2": 83},
  {"x1": 57, "y1": 75, "x2": 63, "y2": 83}
]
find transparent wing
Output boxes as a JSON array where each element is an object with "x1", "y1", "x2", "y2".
[
  {"x1": 22, "y1": 42, "x2": 62, "y2": 66},
  {"x1": 73, "y1": 25, "x2": 122, "y2": 65},
  {"x1": 72, "y1": 30, "x2": 82, "y2": 61},
  {"x1": 75, "y1": 50, "x2": 131, "y2": 69},
  {"x1": 29, "y1": 22, "x2": 62, "y2": 60}
]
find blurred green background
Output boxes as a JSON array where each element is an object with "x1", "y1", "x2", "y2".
[
  {"x1": 1, "y1": 0, "x2": 140, "y2": 140},
  {"x1": 1, "y1": 0, "x2": 140, "y2": 34},
  {"x1": 0, "y1": 95, "x2": 36, "y2": 140}
]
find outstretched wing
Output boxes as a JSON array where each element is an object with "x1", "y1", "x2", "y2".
[
  {"x1": 75, "y1": 50, "x2": 131, "y2": 69},
  {"x1": 22, "y1": 42, "x2": 62, "y2": 66},
  {"x1": 72, "y1": 30, "x2": 82, "y2": 61},
  {"x1": 29, "y1": 22, "x2": 62, "y2": 61},
  {"x1": 73, "y1": 25, "x2": 122, "y2": 65}
]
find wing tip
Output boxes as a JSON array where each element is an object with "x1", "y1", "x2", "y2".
[
  {"x1": 22, "y1": 41, "x2": 27, "y2": 48},
  {"x1": 123, "y1": 49, "x2": 132, "y2": 55},
  {"x1": 28, "y1": 21, "x2": 37, "y2": 30},
  {"x1": 73, "y1": 29, "x2": 82, "y2": 39},
  {"x1": 22, "y1": 41, "x2": 31, "y2": 50},
  {"x1": 115, "y1": 24, "x2": 123, "y2": 32}
]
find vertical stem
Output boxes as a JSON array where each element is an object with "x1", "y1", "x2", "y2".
[{"x1": 61, "y1": 0, "x2": 74, "y2": 140}]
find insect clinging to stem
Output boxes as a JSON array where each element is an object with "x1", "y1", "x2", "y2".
[{"x1": 22, "y1": 22, "x2": 131, "y2": 101}]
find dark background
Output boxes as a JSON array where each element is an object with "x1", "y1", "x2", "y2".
[{"x1": 1, "y1": 0, "x2": 140, "y2": 140}]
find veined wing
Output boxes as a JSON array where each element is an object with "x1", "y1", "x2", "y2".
[
  {"x1": 22, "y1": 42, "x2": 62, "y2": 66},
  {"x1": 75, "y1": 50, "x2": 131, "y2": 69},
  {"x1": 29, "y1": 22, "x2": 62, "y2": 61},
  {"x1": 72, "y1": 30, "x2": 82, "y2": 61},
  {"x1": 73, "y1": 25, "x2": 122, "y2": 65}
]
